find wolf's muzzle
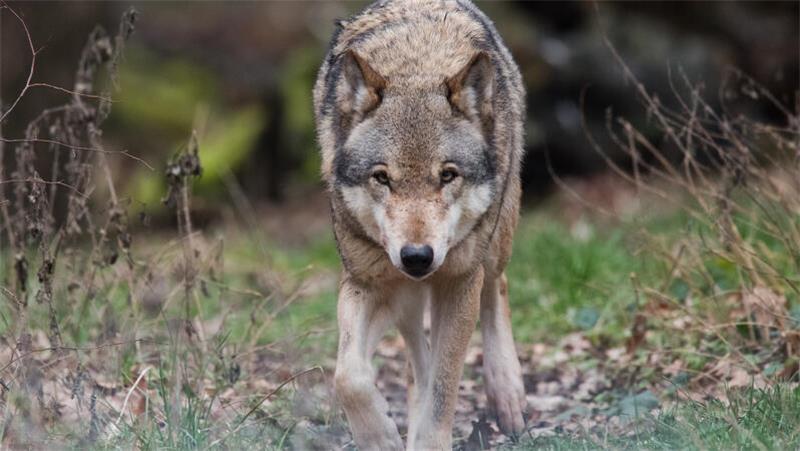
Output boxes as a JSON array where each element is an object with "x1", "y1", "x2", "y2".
[{"x1": 400, "y1": 244, "x2": 434, "y2": 278}]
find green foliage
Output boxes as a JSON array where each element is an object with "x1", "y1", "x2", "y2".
[
  {"x1": 114, "y1": 48, "x2": 221, "y2": 132},
  {"x1": 128, "y1": 106, "x2": 265, "y2": 208},
  {"x1": 114, "y1": 47, "x2": 266, "y2": 210}
]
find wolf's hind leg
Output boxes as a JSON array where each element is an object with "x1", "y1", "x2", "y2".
[
  {"x1": 334, "y1": 278, "x2": 403, "y2": 451},
  {"x1": 480, "y1": 272, "x2": 526, "y2": 435}
]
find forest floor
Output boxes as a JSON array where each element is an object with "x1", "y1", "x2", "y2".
[{"x1": 4, "y1": 179, "x2": 798, "y2": 450}]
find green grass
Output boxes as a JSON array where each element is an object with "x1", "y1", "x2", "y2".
[
  {"x1": 507, "y1": 213, "x2": 650, "y2": 342},
  {"x1": 221, "y1": 230, "x2": 340, "y2": 353},
  {"x1": 242, "y1": 207, "x2": 800, "y2": 450},
  {"x1": 210, "y1": 207, "x2": 728, "y2": 351},
  {"x1": 235, "y1": 210, "x2": 660, "y2": 346},
  {"x1": 516, "y1": 384, "x2": 800, "y2": 450},
  {"x1": 214, "y1": 209, "x2": 657, "y2": 350},
  {"x1": 6, "y1": 206, "x2": 798, "y2": 450}
]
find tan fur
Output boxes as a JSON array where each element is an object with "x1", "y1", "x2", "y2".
[{"x1": 314, "y1": 1, "x2": 526, "y2": 449}]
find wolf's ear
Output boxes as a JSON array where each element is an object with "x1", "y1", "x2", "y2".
[
  {"x1": 446, "y1": 52, "x2": 494, "y2": 128},
  {"x1": 338, "y1": 50, "x2": 387, "y2": 122}
]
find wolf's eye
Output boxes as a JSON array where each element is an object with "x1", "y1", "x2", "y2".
[
  {"x1": 440, "y1": 168, "x2": 459, "y2": 184},
  {"x1": 372, "y1": 170, "x2": 390, "y2": 186}
]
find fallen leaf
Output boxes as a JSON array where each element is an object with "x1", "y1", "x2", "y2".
[
  {"x1": 626, "y1": 313, "x2": 647, "y2": 354},
  {"x1": 742, "y1": 286, "x2": 787, "y2": 340}
]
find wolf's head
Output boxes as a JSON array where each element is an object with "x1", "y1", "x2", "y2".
[{"x1": 332, "y1": 51, "x2": 497, "y2": 280}]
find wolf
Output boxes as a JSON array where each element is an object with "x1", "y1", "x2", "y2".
[{"x1": 313, "y1": 0, "x2": 526, "y2": 448}]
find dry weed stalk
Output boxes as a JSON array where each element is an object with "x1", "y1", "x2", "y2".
[
  {"x1": 0, "y1": 5, "x2": 145, "y2": 445},
  {"x1": 581, "y1": 38, "x2": 800, "y2": 388},
  {"x1": 1, "y1": 6, "x2": 314, "y2": 446}
]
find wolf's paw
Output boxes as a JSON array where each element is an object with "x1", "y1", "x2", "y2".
[{"x1": 484, "y1": 363, "x2": 527, "y2": 435}]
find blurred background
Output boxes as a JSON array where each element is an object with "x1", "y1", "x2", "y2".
[{"x1": 2, "y1": 1, "x2": 798, "y2": 224}]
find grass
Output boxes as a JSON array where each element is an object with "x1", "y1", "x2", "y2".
[
  {"x1": 508, "y1": 212, "x2": 646, "y2": 342},
  {"x1": 517, "y1": 384, "x2": 800, "y2": 450},
  {"x1": 189, "y1": 205, "x2": 800, "y2": 451},
  {"x1": 232, "y1": 207, "x2": 663, "y2": 345},
  {"x1": 193, "y1": 204, "x2": 664, "y2": 352},
  {"x1": 99, "y1": 207, "x2": 800, "y2": 449},
  {"x1": 3, "y1": 188, "x2": 798, "y2": 449}
]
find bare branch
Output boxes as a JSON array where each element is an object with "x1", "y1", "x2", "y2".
[
  {"x1": 0, "y1": 3, "x2": 37, "y2": 123},
  {"x1": 28, "y1": 83, "x2": 114, "y2": 102},
  {"x1": 0, "y1": 137, "x2": 154, "y2": 170}
]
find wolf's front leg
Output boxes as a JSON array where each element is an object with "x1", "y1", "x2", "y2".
[
  {"x1": 395, "y1": 293, "x2": 431, "y2": 435},
  {"x1": 407, "y1": 269, "x2": 484, "y2": 450},
  {"x1": 334, "y1": 278, "x2": 403, "y2": 451},
  {"x1": 480, "y1": 272, "x2": 526, "y2": 435}
]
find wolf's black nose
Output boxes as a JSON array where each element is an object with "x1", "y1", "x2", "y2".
[{"x1": 400, "y1": 244, "x2": 434, "y2": 277}]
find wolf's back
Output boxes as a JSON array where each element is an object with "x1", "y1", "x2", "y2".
[{"x1": 313, "y1": 0, "x2": 525, "y2": 184}]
